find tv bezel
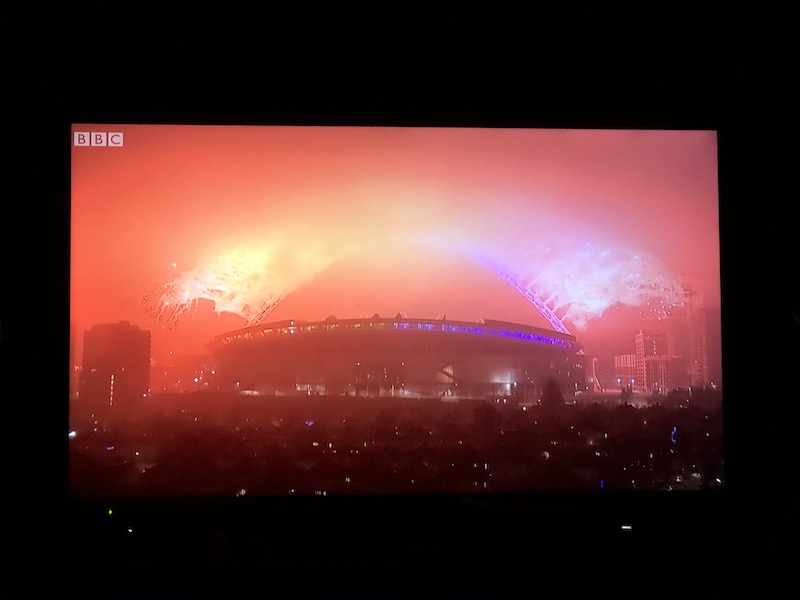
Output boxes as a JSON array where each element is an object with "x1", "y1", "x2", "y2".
[{"x1": 61, "y1": 119, "x2": 732, "y2": 512}]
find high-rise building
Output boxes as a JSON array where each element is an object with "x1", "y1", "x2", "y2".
[
  {"x1": 678, "y1": 287, "x2": 722, "y2": 387},
  {"x1": 69, "y1": 321, "x2": 79, "y2": 400},
  {"x1": 643, "y1": 354, "x2": 688, "y2": 395},
  {"x1": 615, "y1": 294, "x2": 722, "y2": 396},
  {"x1": 78, "y1": 321, "x2": 151, "y2": 421},
  {"x1": 631, "y1": 330, "x2": 691, "y2": 394},
  {"x1": 614, "y1": 354, "x2": 636, "y2": 389},
  {"x1": 702, "y1": 306, "x2": 723, "y2": 387},
  {"x1": 683, "y1": 289, "x2": 707, "y2": 386}
]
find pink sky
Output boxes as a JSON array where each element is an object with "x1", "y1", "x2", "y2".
[{"x1": 71, "y1": 125, "x2": 720, "y2": 367}]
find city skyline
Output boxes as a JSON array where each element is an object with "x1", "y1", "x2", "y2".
[{"x1": 71, "y1": 125, "x2": 721, "y2": 373}]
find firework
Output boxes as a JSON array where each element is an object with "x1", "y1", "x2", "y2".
[
  {"x1": 465, "y1": 236, "x2": 685, "y2": 331},
  {"x1": 145, "y1": 246, "x2": 327, "y2": 327},
  {"x1": 146, "y1": 213, "x2": 686, "y2": 332}
]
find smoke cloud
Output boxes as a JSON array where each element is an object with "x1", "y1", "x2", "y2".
[{"x1": 153, "y1": 207, "x2": 685, "y2": 331}]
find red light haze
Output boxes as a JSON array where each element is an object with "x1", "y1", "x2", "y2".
[{"x1": 71, "y1": 125, "x2": 720, "y2": 370}]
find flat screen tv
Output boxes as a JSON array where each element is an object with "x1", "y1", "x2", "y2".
[{"x1": 68, "y1": 124, "x2": 723, "y2": 504}]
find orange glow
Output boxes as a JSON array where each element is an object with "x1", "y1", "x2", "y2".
[{"x1": 71, "y1": 125, "x2": 720, "y2": 367}]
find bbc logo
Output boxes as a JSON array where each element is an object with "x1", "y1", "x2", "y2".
[{"x1": 73, "y1": 131, "x2": 124, "y2": 147}]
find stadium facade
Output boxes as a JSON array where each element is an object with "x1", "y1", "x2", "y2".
[{"x1": 210, "y1": 315, "x2": 587, "y2": 401}]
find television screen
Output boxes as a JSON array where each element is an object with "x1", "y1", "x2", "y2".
[{"x1": 69, "y1": 124, "x2": 722, "y2": 499}]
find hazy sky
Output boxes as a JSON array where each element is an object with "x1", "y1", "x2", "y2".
[{"x1": 71, "y1": 125, "x2": 720, "y2": 366}]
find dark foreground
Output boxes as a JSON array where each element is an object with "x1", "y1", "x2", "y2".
[{"x1": 70, "y1": 391, "x2": 724, "y2": 498}]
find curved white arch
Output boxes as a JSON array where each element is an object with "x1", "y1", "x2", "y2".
[
  {"x1": 489, "y1": 266, "x2": 572, "y2": 335},
  {"x1": 244, "y1": 254, "x2": 571, "y2": 337},
  {"x1": 244, "y1": 291, "x2": 291, "y2": 327}
]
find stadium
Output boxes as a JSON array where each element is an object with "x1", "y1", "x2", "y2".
[{"x1": 209, "y1": 314, "x2": 587, "y2": 401}]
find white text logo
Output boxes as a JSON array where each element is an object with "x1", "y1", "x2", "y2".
[{"x1": 73, "y1": 132, "x2": 124, "y2": 147}]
